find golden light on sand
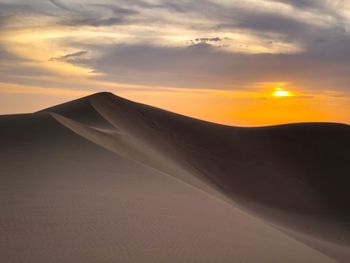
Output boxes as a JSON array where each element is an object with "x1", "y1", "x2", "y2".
[{"x1": 272, "y1": 88, "x2": 292, "y2": 97}]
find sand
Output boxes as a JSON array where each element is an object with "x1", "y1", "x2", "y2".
[{"x1": 0, "y1": 92, "x2": 349, "y2": 262}]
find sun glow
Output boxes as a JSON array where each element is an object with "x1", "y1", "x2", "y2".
[{"x1": 273, "y1": 88, "x2": 292, "y2": 97}]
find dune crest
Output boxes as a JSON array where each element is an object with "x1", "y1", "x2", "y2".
[{"x1": 0, "y1": 92, "x2": 349, "y2": 262}]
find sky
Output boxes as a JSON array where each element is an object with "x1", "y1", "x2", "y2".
[{"x1": 0, "y1": 0, "x2": 350, "y2": 126}]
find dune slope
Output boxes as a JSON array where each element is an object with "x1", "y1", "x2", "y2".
[{"x1": 0, "y1": 92, "x2": 349, "y2": 262}]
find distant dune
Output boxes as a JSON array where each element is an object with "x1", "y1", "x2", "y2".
[{"x1": 0, "y1": 92, "x2": 349, "y2": 262}]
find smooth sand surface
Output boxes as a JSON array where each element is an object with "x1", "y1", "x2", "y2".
[{"x1": 0, "y1": 92, "x2": 349, "y2": 262}]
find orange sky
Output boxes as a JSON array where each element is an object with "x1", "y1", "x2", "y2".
[
  {"x1": 0, "y1": 0, "x2": 349, "y2": 126},
  {"x1": 1, "y1": 82, "x2": 349, "y2": 127}
]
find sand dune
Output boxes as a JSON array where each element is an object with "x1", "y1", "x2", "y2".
[{"x1": 0, "y1": 92, "x2": 349, "y2": 262}]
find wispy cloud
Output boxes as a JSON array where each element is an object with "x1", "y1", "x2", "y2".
[
  {"x1": 0, "y1": 0, "x2": 350, "y2": 117},
  {"x1": 49, "y1": 50, "x2": 88, "y2": 62}
]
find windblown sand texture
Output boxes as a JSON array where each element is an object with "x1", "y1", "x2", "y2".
[{"x1": 1, "y1": 92, "x2": 349, "y2": 262}]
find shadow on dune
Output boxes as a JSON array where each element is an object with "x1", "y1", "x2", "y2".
[
  {"x1": 0, "y1": 92, "x2": 349, "y2": 262},
  {"x1": 43, "y1": 92, "x2": 350, "y2": 260}
]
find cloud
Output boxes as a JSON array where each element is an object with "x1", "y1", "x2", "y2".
[
  {"x1": 61, "y1": 17, "x2": 126, "y2": 27},
  {"x1": 0, "y1": 0, "x2": 350, "y2": 96},
  {"x1": 48, "y1": 0, "x2": 72, "y2": 12},
  {"x1": 219, "y1": 12, "x2": 308, "y2": 37},
  {"x1": 66, "y1": 42, "x2": 350, "y2": 93},
  {"x1": 193, "y1": 37, "x2": 223, "y2": 43},
  {"x1": 0, "y1": 46, "x2": 19, "y2": 61},
  {"x1": 188, "y1": 37, "x2": 226, "y2": 49},
  {"x1": 48, "y1": 0, "x2": 139, "y2": 27},
  {"x1": 272, "y1": 0, "x2": 319, "y2": 9},
  {"x1": 49, "y1": 50, "x2": 88, "y2": 62}
]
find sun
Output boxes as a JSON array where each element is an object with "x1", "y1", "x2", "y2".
[{"x1": 272, "y1": 87, "x2": 292, "y2": 97}]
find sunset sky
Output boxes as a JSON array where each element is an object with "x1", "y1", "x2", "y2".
[{"x1": 1, "y1": 0, "x2": 350, "y2": 126}]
